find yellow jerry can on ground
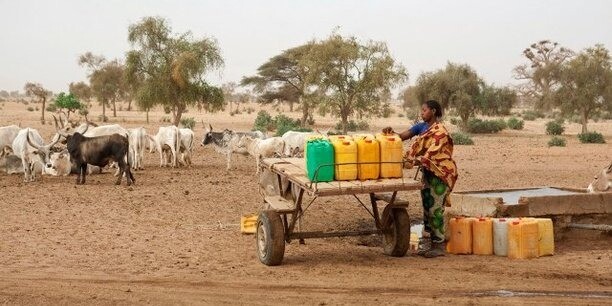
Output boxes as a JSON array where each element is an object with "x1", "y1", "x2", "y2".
[
  {"x1": 507, "y1": 220, "x2": 539, "y2": 259},
  {"x1": 535, "y1": 218, "x2": 555, "y2": 256},
  {"x1": 240, "y1": 214, "x2": 258, "y2": 234}
]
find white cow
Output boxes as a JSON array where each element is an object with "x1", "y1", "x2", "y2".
[
  {"x1": 0, "y1": 125, "x2": 21, "y2": 149},
  {"x1": 240, "y1": 136, "x2": 285, "y2": 173},
  {"x1": 587, "y1": 162, "x2": 612, "y2": 193},
  {"x1": 178, "y1": 128, "x2": 195, "y2": 167},
  {"x1": 154, "y1": 126, "x2": 181, "y2": 167},
  {"x1": 42, "y1": 149, "x2": 101, "y2": 176},
  {"x1": 0, "y1": 145, "x2": 27, "y2": 174},
  {"x1": 11, "y1": 128, "x2": 60, "y2": 182},
  {"x1": 281, "y1": 129, "x2": 329, "y2": 157},
  {"x1": 128, "y1": 127, "x2": 147, "y2": 170}
]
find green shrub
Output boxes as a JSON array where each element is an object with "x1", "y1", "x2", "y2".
[
  {"x1": 275, "y1": 114, "x2": 308, "y2": 136},
  {"x1": 466, "y1": 118, "x2": 506, "y2": 134},
  {"x1": 335, "y1": 120, "x2": 358, "y2": 132},
  {"x1": 253, "y1": 110, "x2": 274, "y2": 132},
  {"x1": 522, "y1": 110, "x2": 545, "y2": 121},
  {"x1": 54, "y1": 92, "x2": 83, "y2": 113},
  {"x1": 180, "y1": 117, "x2": 196, "y2": 130},
  {"x1": 578, "y1": 132, "x2": 606, "y2": 144},
  {"x1": 357, "y1": 120, "x2": 370, "y2": 131},
  {"x1": 26, "y1": 106, "x2": 34, "y2": 112},
  {"x1": 449, "y1": 117, "x2": 460, "y2": 126},
  {"x1": 451, "y1": 132, "x2": 474, "y2": 145},
  {"x1": 397, "y1": 113, "x2": 405, "y2": 118},
  {"x1": 46, "y1": 104, "x2": 57, "y2": 112},
  {"x1": 548, "y1": 136, "x2": 566, "y2": 147},
  {"x1": 507, "y1": 117, "x2": 524, "y2": 130},
  {"x1": 545, "y1": 120, "x2": 565, "y2": 135}
]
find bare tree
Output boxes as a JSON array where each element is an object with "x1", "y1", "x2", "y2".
[{"x1": 23, "y1": 82, "x2": 52, "y2": 122}]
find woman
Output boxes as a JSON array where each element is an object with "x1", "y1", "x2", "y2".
[{"x1": 383, "y1": 100, "x2": 458, "y2": 258}]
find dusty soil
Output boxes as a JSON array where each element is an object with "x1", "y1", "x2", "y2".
[{"x1": 0, "y1": 101, "x2": 611, "y2": 305}]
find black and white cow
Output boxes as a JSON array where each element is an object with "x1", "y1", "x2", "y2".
[{"x1": 201, "y1": 124, "x2": 266, "y2": 171}]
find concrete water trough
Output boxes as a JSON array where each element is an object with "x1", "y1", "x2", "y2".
[{"x1": 448, "y1": 187, "x2": 612, "y2": 218}]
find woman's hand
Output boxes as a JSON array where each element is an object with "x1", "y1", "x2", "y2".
[{"x1": 382, "y1": 127, "x2": 394, "y2": 134}]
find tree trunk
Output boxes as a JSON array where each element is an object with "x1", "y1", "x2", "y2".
[
  {"x1": 102, "y1": 101, "x2": 107, "y2": 122},
  {"x1": 173, "y1": 104, "x2": 185, "y2": 127},
  {"x1": 460, "y1": 113, "x2": 470, "y2": 131},
  {"x1": 289, "y1": 100, "x2": 294, "y2": 112},
  {"x1": 581, "y1": 110, "x2": 589, "y2": 134},
  {"x1": 127, "y1": 100, "x2": 132, "y2": 111},
  {"x1": 112, "y1": 99, "x2": 117, "y2": 117},
  {"x1": 146, "y1": 109, "x2": 149, "y2": 124},
  {"x1": 300, "y1": 97, "x2": 308, "y2": 126},
  {"x1": 41, "y1": 97, "x2": 46, "y2": 123}
]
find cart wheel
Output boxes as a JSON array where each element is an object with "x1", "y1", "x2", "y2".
[
  {"x1": 256, "y1": 210, "x2": 285, "y2": 266},
  {"x1": 382, "y1": 207, "x2": 410, "y2": 257}
]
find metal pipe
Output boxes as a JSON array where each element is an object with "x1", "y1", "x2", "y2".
[{"x1": 567, "y1": 223, "x2": 612, "y2": 232}]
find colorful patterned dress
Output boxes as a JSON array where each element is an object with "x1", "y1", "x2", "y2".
[{"x1": 405, "y1": 122, "x2": 458, "y2": 243}]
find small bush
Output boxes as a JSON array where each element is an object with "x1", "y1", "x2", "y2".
[
  {"x1": 357, "y1": 120, "x2": 370, "y2": 131},
  {"x1": 397, "y1": 113, "x2": 405, "y2": 118},
  {"x1": 449, "y1": 117, "x2": 460, "y2": 126},
  {"x1": 548, "y1": 136, "x2": 566, "y2": 147},
  {"x1": 78, "y1": 108, "x2": 89, "y2": 116},
  {"x1": 274, "y1": 114, "x2": 303, "y2": 136},
  {"x1": 46, "y1": 104, "x2": 57, "y2": 112},
  {"x1": 451, "y1": 132, "x2": 474, "y2": 145},
  {"x1": 253, "y1": 110, "x2": 275, "y2": 132},
  {"x1": 180, "y1": 117, "x2": 196, "y2": 130},
  {"x1": 26, "y1": 106, "x2": 34, "y2": 112},
  {"x1": 578, "y1": 132, "x2": 606, "y2": 144},
  {"x1": 306, "y1": 116, "x2": 315, "y2": 126},
  {"x1": 545, "y1": 120, "x2": 565, "y2": 135},
  {"x1": 507, "y1": 117, "x2": 524, "y2": 130},
  {"x1": 522, "y1": 110, "x2": 545, "y2": 121},
  {"x1": 335, "y1": 120, "x2": 359, "y2": 132},
  {"x1": 163, "y1": 106, "x2": 171, "y2": 114},
  {"x1": 466, "y1": 118, "x2": 506, "y2": 134},
  {"x1": 35, "y1": 106, "x2": 39, "y2": 111}
]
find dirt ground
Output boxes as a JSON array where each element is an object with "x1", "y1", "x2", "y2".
[{"x1": 0, "y1": 101, "x2": 611, "y2": 305}]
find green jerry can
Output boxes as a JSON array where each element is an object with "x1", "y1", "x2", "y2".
[{"x1": 306, "y1": 139, "x2": 335, "y2": 182}]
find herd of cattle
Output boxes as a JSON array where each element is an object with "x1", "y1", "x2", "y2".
[
  {"x1": 0, "y1": 115, "x2": 327, "y2": 186},
  {"x1": 0, "y1": 115, "x2": 610, "y2": 193}
]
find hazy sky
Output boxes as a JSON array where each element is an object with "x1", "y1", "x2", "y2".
[{"x1": 1, "y1": 0, "x2": 611, "y2": 93}]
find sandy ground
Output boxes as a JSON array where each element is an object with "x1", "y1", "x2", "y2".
[{"x1": 0, "y1": 101, "x2": 611, "y2": 305}]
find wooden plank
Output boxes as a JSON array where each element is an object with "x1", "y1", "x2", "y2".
[{"x1": 264, "y1": 196, "x2": 296, "y2": 213}]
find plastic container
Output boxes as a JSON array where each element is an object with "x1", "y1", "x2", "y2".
[
  {"x1": 306, "y1": 139, "x2": 335, "y2": 182},
  {"x1": 535, "y1": 218, "x2": 555, "y2": 256},
  {"x1": 328, "y1": 135, "x2": 353, "y2": 143},
  {"x1": 376, "y1": 133, "x2": 403, "y2": 178},
  {"x1": 351, "y1": 133, "x2": 375, "y2": 141},
  {"x1": 493, "y1": 218, "x2": 514, "y2": 256},
  {"x1": 240, "y1": 214, "x2": 258, "y2": 234},
  {"x1": 332, "y1": 139, "x2": 358, "y2": 181},
  {"x1": 447, "y1": 217, "x2": 475, "y2": 254},
  {"x1": 303, "y1": 134, "x2": 326, "y2": 159},
  {"x1": 472, "y1": 217, "x2": 493, "y2": 255},
  {"x1": 355, "y1": 137, "x2": 380, "y2": 180},
  {"x1": 507, "y1": 220, "x2": 539, "y2": 259}
]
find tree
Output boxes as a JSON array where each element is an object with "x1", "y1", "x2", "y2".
[
  {"x1": 54, "y1": 92, "x2": 84, "y2": 118},
  {"x1": 477, "y1": 84, "x2": 517, "y2": 116},
  {"x1": 125, "y1": 16, "x2": 224, "y2": 126},
  {"x1": 414, "y1": 62, "x2": 481, "y2": 127},
  {"x1": 242, "y1": 43, "x2": 317, "y2": 125},
  {"x1": 79, "y1": 53, "x2": 126, "y2": 121},
  {"x1": 513, "y1": 40, "x2": 574, "y2": 111},
  {"x1": 69, "y1": 81, "x2": 92, "y2": 103},
  {"x1": 222, "y1": 82, "x2": 237, "y2": 112},
  {"x1": 308, "y1": 34, "x2": 407, "y2": 133},
  {"x1": 555, "y1": 44, "x2": 612, "y2": 133},
  {"x1": 0, "y1": 90, "x2": 9, "y2": 98},
  {"x1": 23, "y1": 82, "x2": 51, "y2": 122}
]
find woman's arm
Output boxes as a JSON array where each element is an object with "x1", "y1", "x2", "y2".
[{"x1": 382, "y1": 127, "x2": 416, "y2": 141}]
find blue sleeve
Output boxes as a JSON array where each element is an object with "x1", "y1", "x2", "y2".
[{"x1": 409, "y1": 122, "x2": 428, "y2": 135}]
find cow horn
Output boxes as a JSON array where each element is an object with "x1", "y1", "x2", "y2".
[
  {"x1": 208, "y1": 123, "x2": 213, "y2": 131},
  {"x1": 53, "y1": 115, "x2": 68, "y2": 137},
  {"x1": 26, "y1": 129, "x2": 41, "y2": 150},
  {"x1": 607, "y1": 162, "x2": 612, "y2": 173},
  {"x1": 49, "y1": 132, "x2": 61, "y2": 147},
  {"x1": 80, "y1": 122, "x2": 90, "y2": 135}
]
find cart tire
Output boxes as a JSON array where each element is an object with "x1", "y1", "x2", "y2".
[
  {"x1": 256, "y1": 210, "x2": 285, "y2": 266},
  {"x1": 382, "y1": 208, "x2": 410, "y2": 257}
]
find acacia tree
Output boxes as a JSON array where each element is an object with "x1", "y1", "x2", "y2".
[
  {"x1": 69, "y1": 81, "x2": 92, "y2": 104},
  {"x1": 125, "y1": 16, "x2": 224, "y2": 126},
  {"x1": 513, "y1": 40, "x2": 574, "y2": 111},
  {"x1": 415, "y1": 62, "x2": 481, "y2": 127},
  {"x1": 477, "y1": 84, "x2": 517, "y2": 116},
  {"x1": 242, "y1": 43, "x2": 316, "y2": 125},
  {"x1": 555, "y1": 44, "x2": 612, "y2": 133},
  {"x1": 78, "y1": 53, "x2": 126, "y2": 120},
  {"x1": 23, "y1": 82, "x2": 51, "y2": 122},
  {"x1": 308, "y1": 35, "x2": 407, "y2": 133}
]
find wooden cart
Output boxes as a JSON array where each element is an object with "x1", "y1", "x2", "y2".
[{"x1": 256, "y1": 157, "x2": 423, "y2": 266}]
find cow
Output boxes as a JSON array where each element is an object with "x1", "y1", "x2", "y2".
[
  {"x1": 128, "y1": 127, "x2": 147, "y2": 170},
  {"x1": 11, "y1": 128, "x2": 61, "y2": 182},
  {"x1": 178, "y1": 128, "x2": 195, "y2": 166},
  {"x1": 239, "y1": 136, "x2": 285, "y2": 173},
  {"x1": 200, "y1": 124, "x2": 266, "y2": 171},
  {"x1": 55, "y1": 124, "x2": 134, "y2": 186},
  {"x1": 280, "y1": 129, "x2": 329, "y2": 157},
  {"x1": 0, "y1": 145, "x2": 27, "y2": 174},
  {"x1": 41, "y1": 149, "x2": 102, "y2": 176},
  {"x1": 587, "y1": 162, "x2": 612, "y2": 193},
  {"x1": 0, "y1": 125, "x2": 20, "y2": 149},
  {"x1": 146, "y1": 135, "x2": 157, "y2": 153},
  {"x1": 154, "y1": 126, "x2": 181, "y2": 167}
]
